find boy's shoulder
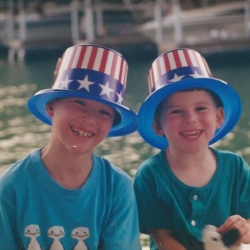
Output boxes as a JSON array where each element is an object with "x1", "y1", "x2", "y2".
[
  {"x1": 0, "y1": 149, "x2": 40, "y2": 193},
  {"x1": 212, "y1": 148, "x2": 249, "y2": 171},
  {"x1": 1, "y1": 149, "x2": 39, "y2": 175},
  {"x1": 212, "y1": 148, "x2": 245, "y2": 161},
  {"x1": 92, "y1": 153, "x2": 132, "y2": 182},
  {"x1": 136, "y1": 150, "x2": 164, "y2": 175}
]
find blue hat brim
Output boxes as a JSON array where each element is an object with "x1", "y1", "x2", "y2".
[
  {"x1": 138, "y1": 78, "x2": 241, "y2": 149},
  {"x1": 27, "y1": 89, "x2": 139, "y2": 137}
]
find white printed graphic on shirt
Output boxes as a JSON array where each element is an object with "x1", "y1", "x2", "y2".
[
  {"x1": 47, "y1": 226, "x2": 65, "y2": 250},
  {"x1": 24, "y1": 224, "x2": 42, "y2": 250},
  {"x1": 71, "y1": 227, "x2": 90, "y2": 250},
  {"x1": 24, "y1": 224, "x2": 91, "y2": 249}
]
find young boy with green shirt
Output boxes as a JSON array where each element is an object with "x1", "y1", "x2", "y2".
[
  {"x1": 134, "y1": 48, "x2": 250, "y2": 250},
  {"x1": 0, "y1": 44, "x2": 141, "y2": 250}
]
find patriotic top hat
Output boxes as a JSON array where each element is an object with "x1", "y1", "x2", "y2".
[
  {"x1": 138, "y1": 48, "x2": 241, "y2": 149},
  {"x1": 28, "y1": 44, "x2": 138, "y2": 137}
]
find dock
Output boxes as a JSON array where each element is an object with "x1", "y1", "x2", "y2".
[
  {"x1": 0, "y1": 0, "x2": 249, "y2": 61},
  {"x1": 0, "y1": 0, "x2": 159, "y2": 61},
  {"x1": 139, "y1": 1, "x2": 250, "y2": 54}
]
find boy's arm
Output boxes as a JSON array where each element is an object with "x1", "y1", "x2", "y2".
[
  {"x1": 0, "y1": 200, "x2": 24, "y2": 249},
  {"x1": 246, "y1": 219, "x2": 250, "y2": 243},
  {"x1": 99, "y1": 178, "x2": 141, "y2": 250},
  {"x1": 217, "y1": 215, "x2": 250, "y2": 244},
  {"x1": 149, "y1": 229, "x2": 204, "y2": 250},
  {"x1": 148, "y1": 229, "x2": 186, "y2": 250}
]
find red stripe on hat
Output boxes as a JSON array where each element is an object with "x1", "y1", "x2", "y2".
[
  {"x1": 67, "y1": 46, "x2": 78, "y2": 69},
  {"x1": 193, "y1": 50, "x2": 203, "y2": 69},
  {"x1": 173, "y1": 50, "x2": 182, "y2": 68},
  {"x1": 99, "y1": 49, "x2": 109, "y2": 73},
  {"x1": 148, "y1": 73, "x2": 152, "y2": 93},
  {"x1": 202, "y1": 56, "x2": 213, "y2": 77},
  {"x1": 124, "y1": 63, "x2": 128, "y2": 88},
  {"x1": 197, "y1": 52, "x2": 210, "y2": 77},
  {"x1": 183, "y1": 49, "x2": 192, "y2": 66},
  {"x1": 87, "y1": 46, "x2": 98, "y2": 69},
  {"x1": 163, "y1": 54, "x2": 171, "y2": 72},
  {"x1": 118, "y1": 59, "x2": 124, "y2": 83},
  {"x1": 150, "y1": 68, "x2": 156, "y2": 91},
  {"x1": 148, "y1": 69, "x2": 154, "y2": 94},
  {"x1": 154, "y1": 59, "x2": 161, "y2": 84},
  {"x1": 110, "y1": 52, "x2": 118, "y2": 78},
  {"x1": 76, "y1": 46, "x2": 87, "y2": 68}
]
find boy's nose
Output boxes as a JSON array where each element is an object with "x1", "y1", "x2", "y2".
[
  {"x1": 82, "y1": 108, "x2": 98, "y2": 122},
  {"x1": 184, "y1": 111, "x2": 197, "y2": 123}
]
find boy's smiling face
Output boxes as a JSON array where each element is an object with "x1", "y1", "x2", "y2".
[
  {"x1": 46, "y1": 97, "x2": 115, "y2": 155},
  {"x1": 153, "y1": 90, "x2": 224, "y2": 153}
]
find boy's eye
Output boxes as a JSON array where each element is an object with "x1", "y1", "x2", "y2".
[
  {"x1": 196, "y1": 106, "x2": 206, "y2": 111},
  {"x1": 170, "y1": 109, "x2": 182, "y2": 114},
  {"x1": 74, "y1": 100, "x2": 86, "y2": 106},
  {"x1": 99, "y1": 110, "x2": 112, "y2": 117}
]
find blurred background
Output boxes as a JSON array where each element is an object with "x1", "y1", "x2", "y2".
[
  {"x1": 0, "y1": 0, "x2": 249, "y2": 60},
  {"x1": 0, "y1": 0, "x2": 250, "y2": 248}
]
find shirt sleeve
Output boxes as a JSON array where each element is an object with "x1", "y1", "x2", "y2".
[
  {"x1": 99, "y1": 178, "x2": 141, "y2": 250},
  {"x1": 134, "y1": 164, "x2": 170, "y2": 234},
  {"x1": 238, "y1": 157, "x2": 250, "y2": 218},
  {"x1": 0, "y1": 199, "x2": 24, "y2": 249}
]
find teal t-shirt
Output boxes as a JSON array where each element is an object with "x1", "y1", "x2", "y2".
[
  {"x1": 134, "y1": 148, "x2": 250, "y2": 249},
  {"x1": 0, "y1": 149, "x2": 141, "y2": 250}
]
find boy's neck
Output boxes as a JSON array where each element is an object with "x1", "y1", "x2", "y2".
[
  {"x1": 41, "y1": 145, "x2": 93, "y2": 189},
  {"x1": 165, "y1": 147, "x2": 217, "y2": 187}
]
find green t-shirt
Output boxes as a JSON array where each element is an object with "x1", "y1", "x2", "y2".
[{"x1": 134, "y1": 148, "x2": 250, "y2": 249}]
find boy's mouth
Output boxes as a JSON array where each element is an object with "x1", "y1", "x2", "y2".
[
  {"x1": 181, "y1": 130, "x2": 200, "y2": 138},
  {"x1": 72, "y1": 127, "x2": 92, "y2": 138}
]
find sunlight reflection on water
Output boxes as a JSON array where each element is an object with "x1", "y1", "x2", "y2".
[
  {"x1": 0, "y1": 50, "x2": 250, "y2": 176},
  {"x1": 0, "y1": 56, "x2": 157, "y2": 176}
]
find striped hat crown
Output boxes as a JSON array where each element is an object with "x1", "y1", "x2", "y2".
[
  {"x1": 149, "y1": 48, "x2": 213, "y2": 93},
  {"x1": 27, "y1": 44, "x2": 139, "y2": 137},
  {"x1": 53, "y1": 44, "x2": 128, "y2": 105}
]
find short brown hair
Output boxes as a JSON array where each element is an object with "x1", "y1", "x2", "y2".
[{"x1": 155, "y1": 88, "x2": 223, "y2": 119}]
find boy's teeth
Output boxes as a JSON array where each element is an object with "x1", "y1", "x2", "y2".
[
  {"x1": 72, "y1": 128, "x2": 91, "y2": 137},
  {"x1": 182, "y1": 131, "x2": 200, "y2": 138}
]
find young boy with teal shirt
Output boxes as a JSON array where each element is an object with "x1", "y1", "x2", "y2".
[
  {"x1": 0, "y1": 44, "x2": 141, "y2": 250},
  {"x1": 134, "y1": 48, "x2": 250, "y2": 250}
]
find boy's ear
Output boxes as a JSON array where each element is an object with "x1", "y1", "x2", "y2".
[
  {"x1": 216, "y1": 107, "x2": 225, "y2": 129},
  {"x1": 45, "y1": 100, "x2": 57, "y2": 117},
  {"x1": 153, "y1": 118, "x2": 165, "y2": 136}
]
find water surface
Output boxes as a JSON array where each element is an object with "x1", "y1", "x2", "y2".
[{"x1": 0, "y1": 49, "x2": 250, "y2": 175}]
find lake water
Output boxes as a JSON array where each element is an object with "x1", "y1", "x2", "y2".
[{"x1": 0, "y1": 48, "x2": 250, "y2": 177}]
